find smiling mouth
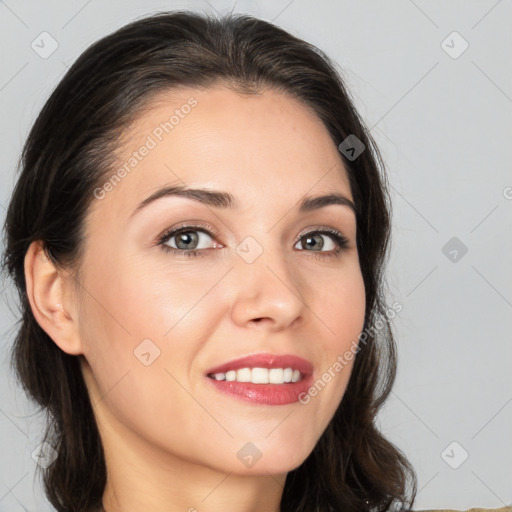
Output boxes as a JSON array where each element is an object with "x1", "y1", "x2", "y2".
[
  {"x1": 205, "y1": 352, "x2": 313, "y2": 405},
  {"x1": 207, "y1": 367, "x2": 303, "y2": 384}
]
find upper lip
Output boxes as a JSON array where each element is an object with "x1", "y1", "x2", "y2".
[{"x1": 206, "y1": 353, "x2": 314, "y2": 376}]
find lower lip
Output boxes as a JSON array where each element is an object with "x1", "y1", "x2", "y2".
[{"x1": 206, "y1": 374, "x2": 313, "y2": 405}]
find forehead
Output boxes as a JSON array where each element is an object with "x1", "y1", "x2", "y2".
[{"x1": 89, "y1": 85, "x2": 353, "y2": 223}]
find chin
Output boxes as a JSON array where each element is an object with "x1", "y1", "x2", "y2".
[{"x1": 226, "y1": 438, "x2": 315, "y2": 476}]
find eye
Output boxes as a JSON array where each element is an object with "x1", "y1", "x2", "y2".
[
  {"x1": 294, "y1": 228, "x2": 349, "y2": 258},
  {"x1": 157, "y1": 224, "x2": 220, "y2": 258}
]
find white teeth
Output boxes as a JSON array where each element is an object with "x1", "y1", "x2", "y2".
[
  {"x1": 209, "y1": 367, "x2": 303, "y2": 384},
  {"x1": 268, "y1": 368, "x2": 284, "y2": 384},
  {"x1": 251, "y1": 367, "x2": 268, "y2": 383},
  {"x1": 225, "y1": 370, "x2": 236, "y2": 381},
  {"x1": 236, "y1": 367, "x2": 251, "y2": 382}
]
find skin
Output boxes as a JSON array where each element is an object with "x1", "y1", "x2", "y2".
[{"x1": 24, "y1": 85, "x2": 366, "y2": 512}]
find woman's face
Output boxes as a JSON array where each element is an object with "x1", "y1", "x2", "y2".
[{"x1": 76, "y1": 85, "x2": 366, "y2": 475}]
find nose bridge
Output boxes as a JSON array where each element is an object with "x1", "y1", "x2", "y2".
[{"x1": 229, "y1": 233, "x2": 306, "y2": 327}]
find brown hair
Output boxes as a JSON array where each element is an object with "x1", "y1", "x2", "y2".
[{"x1": 2, "y1": 10, "x2": 416, "y2": 512}]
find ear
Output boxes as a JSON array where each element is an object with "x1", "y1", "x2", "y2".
[{"x1": 24, "y1": 240, "x2": 83, "y2": 355}]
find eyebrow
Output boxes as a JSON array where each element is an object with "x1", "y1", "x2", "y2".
[{"x1": 130, "y1": 185, "x2": 358, "y2": 218}]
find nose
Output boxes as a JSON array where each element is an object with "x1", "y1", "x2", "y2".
[{"x1": 229, "y1": 241, "x2": 306, "y2": 331}]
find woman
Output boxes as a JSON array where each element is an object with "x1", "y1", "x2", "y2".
[{"x1": 2, "y1": 10, "x2": 417, "y2": 512}]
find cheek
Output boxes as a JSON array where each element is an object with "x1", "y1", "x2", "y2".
[
  {"x1": 77, "y1": 253, "x2": 227, "y2": 407},
  {"x1": 80, "y1": 249, "x2": 216, "y2": 345},
  {"x1": 118, "y1": 256, "x2": 229, "y2": 334},
  {"x1": 303, "y1": 263, "x2": 366, "y2": 406},
  {"x1": 315, "y1": 261, "x2": 366, "y2": 344},
  {"x1": 75, "y1": 253, "x2": 167, "y2": 406}
]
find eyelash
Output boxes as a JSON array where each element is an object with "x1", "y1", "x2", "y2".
[{"x1": 156, "y1": 223, "x2": 350, "y2": 260}]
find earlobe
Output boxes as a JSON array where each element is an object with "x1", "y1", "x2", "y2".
[{"x1": 24, "y1": 240, "x2": 83, "y2": 355}]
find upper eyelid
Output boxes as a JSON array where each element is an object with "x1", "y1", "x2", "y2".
[{"x1": 158, "y1": 223, "x2": 218, "y2": 243}]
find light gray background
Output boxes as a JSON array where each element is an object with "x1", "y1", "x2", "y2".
[{"x1": 1, "y1": 1, "x2": 511, "y2": 511}]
